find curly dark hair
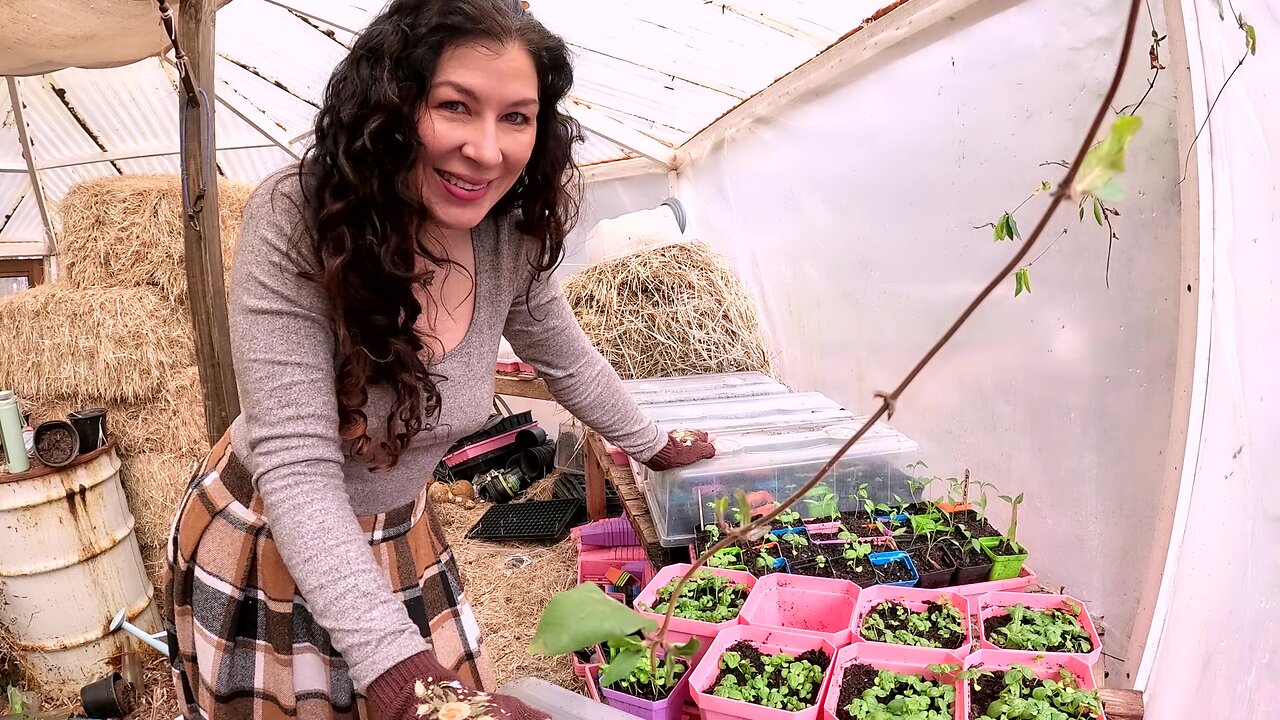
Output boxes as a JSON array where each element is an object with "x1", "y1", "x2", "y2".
[{"x1": 292, "y1": 0, "x2": 581, "y2": 469}]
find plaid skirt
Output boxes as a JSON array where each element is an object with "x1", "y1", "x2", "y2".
[{"x1": 163, "y1": 434, "x2": 493, "y2": 719}]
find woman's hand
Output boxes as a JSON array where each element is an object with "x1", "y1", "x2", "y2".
[
  {"x1": 642, "y1": 429, "x2": 716, "y2": 471},
  {"x1": 368, "y1": 650, "x2": 549, "y2": 720}
]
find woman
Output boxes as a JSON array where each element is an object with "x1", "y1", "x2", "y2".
[{"x1": 163, "y1": 1, "x2": 715, "y2": 719}]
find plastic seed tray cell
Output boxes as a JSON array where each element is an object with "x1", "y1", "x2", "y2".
[{"x1": 465, "y1": 499, "x2": 584, "y2": 541}]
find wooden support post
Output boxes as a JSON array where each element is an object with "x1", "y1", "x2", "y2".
[
  {"x1": 584, "y1": 437, "x2": 608, "y2": 522},
  {"x1": 177, "y1": 0, "x2": 240, "y2": 442}
]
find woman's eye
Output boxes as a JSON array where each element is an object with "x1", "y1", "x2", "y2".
[
  {"x1": 503, "y1": 112, "x2": 531, "y2": 125},
  {"x1": 440, "y1": 100, "x2": 465, "y2": 112}
]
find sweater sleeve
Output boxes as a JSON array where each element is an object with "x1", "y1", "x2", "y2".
[
  {"x1": 227, "y1": 175, "x2": 428, "y2": 692},
  {"x1": 502, "y1": 244, "x2": 667, "y2": 462}
]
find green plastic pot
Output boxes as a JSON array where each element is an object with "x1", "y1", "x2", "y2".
[
  {"x1": 909, "y1": 511, "x2": 945, "y2": 535},
  {"x1": 979, "y1": 536, "x2": 1028, "y2": 581}
]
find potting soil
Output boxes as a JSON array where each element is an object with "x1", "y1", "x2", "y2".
[
  {"x1": 861, "y1": 600, "x2": 966, "y2": 649},
  {"x1": 874, "y1": 557, "x2": 914, "y2": 583},
  {"x1": 967, "y1": 671, "x2": 1006, "y2": 720},
  {"x1": 947, "y1": 510, "x2": 1002, "y2": 538},
  {"x1": 983, "y1": 607, "x2": 1094, "y2": 654},
  {"x1": 837, "y1": 664, "x2": 954, "y2": 720},
  {"x1": 36, "y1": 426, "x2": 76, "y2": 464}
]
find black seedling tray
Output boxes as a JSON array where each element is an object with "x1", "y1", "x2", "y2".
[
  {"x1": 553, "y1": 473, "x2": 623, "y2": 517},
  {"x1": 465, "y1": 498, "x2": 583, "y2": 541}
]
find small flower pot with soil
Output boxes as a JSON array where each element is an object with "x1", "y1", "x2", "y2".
[
  {"x1": 688, "y1": 625, "x2": 836, "y2": 720},
  {"x1": 739, "y1": 573, "x2": 861, "y2": 647},
  {"x1": 634, "y1": 564, "x2": 755, "y2": 664},
  {"x1": 962, "y1": 650, "x2": 1105, "y2": 719},
  {"x1": 596, "y1": 644, "x2": 692, "y2": 720},
  {"x1": 944, "y1": 509, "x2": 1001, "y2": 540},
  {"x1": 870, "y1": 551, "x2": 918, "y2": 587},
  {"x1": 822, "y1": 643, "x2": 965, "y2": 720},
  {"x1": 976, "y1": 592, "x2": 1102, "y2": 664},
  {"x1": 945, "y1": 534, "x2": 996, "y2": 587},
  {"x1": 814, "y1": 537, "x2": 895, "y2": 588},
  {"x1": 978, "y1": 537, "x2": 1027, "y2": 581},
  {"x1": 902, "y1": 534, "x2": 960, "y2": 589},
  {"x1": 851, "y1": 585, "x2": 972, "y2": 656},
  {"x1": 33, "y1": 419, "x2": 80, "y2": 468}
]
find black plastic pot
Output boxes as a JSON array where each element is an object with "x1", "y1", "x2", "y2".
[
  {"x1": 518, "y1": 440, "x2": 556, "y2": 481},
  {"x1": 68, "y1": 407, "x2": 108, "y2": 452},
  {"x1": 33, "y1": 419, "x2": 80, "y2": 468},
  {"x1": 946, "y1": 544, "x2": 994, "y2": 586},
  {"x1": 81, "y1": 672, "x2": 135, "y2": 718},
  {"x1": 913, "y1": 546, "x2": 957, "y2": 589}
]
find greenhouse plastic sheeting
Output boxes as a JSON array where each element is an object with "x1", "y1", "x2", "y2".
[
  {"x1": 674, "y1": 0, "x2": 1183, "y2": 685},
  {"x1": 1139, "y1": 1, "x2": 1280, "y2": 716}
]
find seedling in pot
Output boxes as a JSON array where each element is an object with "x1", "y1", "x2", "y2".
[
  {"x1": 859, "y1": 597, "x2": 967, "y2": 649},
  {"x1": 597, "y1": 635, "x2": 697, "y2": 702},
  {"x1": 836, "y1": 663, "x2": 956, "y2": 720},
  {"x1": 775, "y1": 508, "x2": 802, "y2": 529},
  {"x1": 706, "y1": 546, "x2": 748, "y2": 571},
  {"x1": 967, "y1": 663, "x2": 1104, "y2": 719},
  {"x1": 711, "y1": 640, "x2": 829, "y2": 711},
  {"x1": 984, "y1": 601, "x2": 1095, "y2": 654},
  {"x1": 637, "y1": 570, "x2": 749, "y2": 624},
  {"x1": 982, "y1": 492, "x2": 1029, "y2": 580}
]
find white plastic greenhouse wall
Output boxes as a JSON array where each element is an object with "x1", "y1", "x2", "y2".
[{"x1": 2, "y1": 0, "x2": 1276, "y2": 715}]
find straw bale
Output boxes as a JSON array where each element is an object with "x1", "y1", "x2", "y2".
[
  {"x1": 58, "y1": 175, "x2": 256, "y2": 305},
  {"x1": 24, "y1": 366, "x2": 209, "y2": 458},
  {"x1": 120, "y1": 452, "x2": 201, "y2": 582},
  {"x1": 562, "y1": 241, "x2": 774, "y2": 380},
  {"x1": 0, "y1": 285, "x2": 194, "y2": 404},
  {"x1": 436, "y1": 475, "x2": 582, "y2": 691}
]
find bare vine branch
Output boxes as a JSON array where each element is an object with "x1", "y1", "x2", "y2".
[{"x1": 653, "y1": 0, "x2": 1147, "y2": 645}]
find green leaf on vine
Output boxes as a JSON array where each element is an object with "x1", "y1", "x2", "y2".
[
  {"x1": 1035, "y1": 180, "x2": 1052, "y2": 195},
  {"x1": 993, "y1": 212, "x2": 1020, "y2": 242},
  {"x1": 1093, "y1": 197, "x2": 1104, "y2": 225},
  {"x1": 1073, "y1": 116, "x2": 1143, "y2": 201},
  {"x1": 599, "y1": 647, "x2": 646, "y2": 686},
  {"x1": 528, "y1": 583, "x2": 655, "y2": 655},
  {"x1": 1240, "y1": 17, "x2": 1257, "y2": 55},
  {"x1": 1007, "y1": 214, "x2": 1021, "y2": 240},
  {"x1": 993, "y1": 216, "x2": 1008, "y2": 242},
  {"x1": 1014, "y1": 267, "x2": 1031, "y2": 297}
]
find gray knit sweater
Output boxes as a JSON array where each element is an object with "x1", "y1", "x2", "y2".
[{"x1": 226, "y1": 172, "x2": 666, "y2": 692}]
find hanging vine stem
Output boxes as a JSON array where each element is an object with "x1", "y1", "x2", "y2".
[{"x1": 650, "y1": 0, "x2": 1147, "y2": 647}]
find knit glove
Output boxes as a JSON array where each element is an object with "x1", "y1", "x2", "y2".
[
  {"x1": 368, "y1": 650, "x2": 549, "y2": 720},
  {"x1": 642, "y1": 429, "x2": 716, "y2": 471}
]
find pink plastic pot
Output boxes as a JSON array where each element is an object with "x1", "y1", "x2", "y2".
[
  {"x1": 597, "y1": 662, "x2": 694, "y2": 720},
  {"x1": 574, "y1": 516, "x2": 642, "y2": 549},
  {"x1": 688, "y1": 625, "x2": 837, "y2": 720},
  {"x1": 962, "y1": 649, "x2": 1105, "y2": 719},
  {"x1": 634, "y1": 564, "x2": 756, "y2": 664},
  {"x1": 580, "y1": 545, "x2": 655, "y2": 590},
  {"x1": 850, "y1": 585, "x2": 973, "y2": 657},
  {"x1": 739, "y1": 574, "x2": 861, "y2": 647},
  {"x1": 943, "y1": 565, "x2": 1038, "y2": 597},
  {"x1": 976, "y1": 591, "x2": 1102, "y2": 664},
  {"x1": 821, "y1": 643, "x2": 965, "y2": 720}
]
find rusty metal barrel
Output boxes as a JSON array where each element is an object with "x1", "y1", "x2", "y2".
[{"x1": 0, "y1": 445, "x2": 161, "y2": 695}]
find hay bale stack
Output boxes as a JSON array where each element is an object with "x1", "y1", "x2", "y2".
[
  {"x1": 119, "y1": 452, "x2": 201, "y2": 574},
  {"x1": 562, "y1": 241, "x2": 774, "y2": 380},
  {"x1": 0, "y1": 285, "x2": 195, "y2": 403},
  {"x1": 58, "y1": 175, "x2": 254, "y2": 305}
]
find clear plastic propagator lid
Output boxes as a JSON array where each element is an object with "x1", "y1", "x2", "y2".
[
  {"x1": 624, "y1": 372, "x2": 789, "y2": 407},
  {"x1": 642, "y1": 420, "x2": 922, "y2": 547},
  {"x1": 644, "y1": 392, "x2": 854, "y2": 434}
]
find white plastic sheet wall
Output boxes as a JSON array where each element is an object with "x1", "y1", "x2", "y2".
[
  {"x1": 1140, "y1": 1, "x2": 1280, "y2": 716},
  {"x1": 675, "y1": 0, "x2": 1183, "y2": 685}
]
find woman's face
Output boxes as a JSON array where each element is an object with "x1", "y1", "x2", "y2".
[{"x1": 417, "y1": 40, "x2": 540, "y2": 233}]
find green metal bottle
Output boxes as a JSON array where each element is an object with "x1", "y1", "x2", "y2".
[{"x1": 0, "y1": 390, "x2": 30, "y2": 473}]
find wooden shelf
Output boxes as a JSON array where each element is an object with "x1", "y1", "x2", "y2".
[
  {"x1": 494, "y1": 373, "x2": 552, "y2": 401},
  {"x1": 583, "y1": 429, "x2": 686, "y2": 567}
]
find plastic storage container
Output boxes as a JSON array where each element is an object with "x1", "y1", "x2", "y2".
[
  {"x1": 739, "y1": 574, "x2": 861, "y2": 647},
  {"x1": 961, "y1": 650, "x2": 1105, "y2": 720},
  {"x1": 643, "y1": 392, "x2": 854, "y2": 435},
  {"x1": 688, "y1": 625, "x2": 837, "y2": 720},
  {"x1": 634, "y1": 563, "x2": 756, "y2": 664},
  {"x1": 644, "y1": 422, "x2": 921, "y2": 547},
  {"x1": 821, "y1": 643, "x2": 965, "y2": 720},
  {"x1": 499, "y1": 677, "x2": 640, "y2": 720},
  {"x1": 623, "y1": 372, "x2": 789, "y2": 408},
  {"x1": 850, "y1": 585, "x2": 972, "y2": 657},
  {"x1": 976, "y1": 592, "x2": 1103, "y2": 664}
]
